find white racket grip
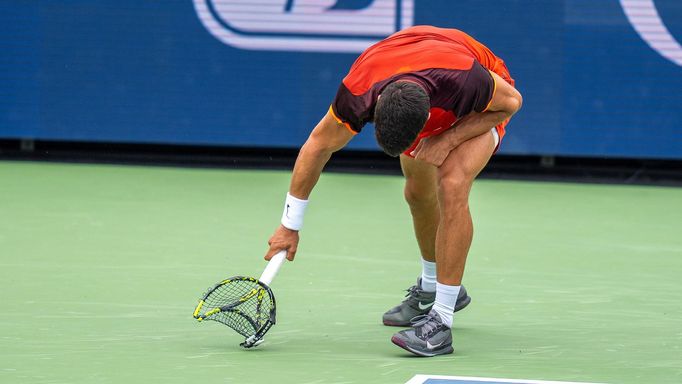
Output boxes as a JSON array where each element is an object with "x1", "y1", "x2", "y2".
[{"x1": 259, "y1": 250, "x2": 287, "y2": 286}]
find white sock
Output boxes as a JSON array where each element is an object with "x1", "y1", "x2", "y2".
[
  {"x1": 432, "y1": 282, "x2": 460, "y2": 328},
  {"x1": 420, "y1": 259, "x2": 437, "y2": 292}
]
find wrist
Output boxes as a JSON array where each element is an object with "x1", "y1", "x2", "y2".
[
  {"x1": 279, "y1": 224, "x2": 298, "y2": 233},
  {"x1": 281, "y1": 192, "x2": 309, "y2": 231}
]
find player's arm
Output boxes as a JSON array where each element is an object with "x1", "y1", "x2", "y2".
[
  {"x1": 413, "y1": 71, "x2": 522, "y2": 166},
  {"x1": 443, "y1": 72, "x2": 522, "y2": 146},
  {"x1": 265, "y1": 111, "x2": 355, "y2": 261},
  {"x1": 288, "y1": 111, "x2": 355, "y2": 199}
]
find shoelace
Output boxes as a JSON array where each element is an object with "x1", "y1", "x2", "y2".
[
  {"x1": 402, "y1": 285, "x2": 426, "y2": 308},
  {"x1": 409, "y1": 313, "x2": 441, "y2": 338},
  {"x1": 404, "y1": 285, "x2": 419, "y2": 298}
]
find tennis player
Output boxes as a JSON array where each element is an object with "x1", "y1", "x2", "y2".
[{"x1": 265, "y1": 26, "x2": 522, "y2": 357}]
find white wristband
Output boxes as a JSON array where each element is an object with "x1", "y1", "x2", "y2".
[{"x1": 281, "y1": 192, "x2": 308, "y2": 231}]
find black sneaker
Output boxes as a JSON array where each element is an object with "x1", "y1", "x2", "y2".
[
  {"x1": 391, "y1": 310, "x2": 454, "y2": 357},
  {"x1": 382, "y1": 279, "x2": 471, "y2": 326}
]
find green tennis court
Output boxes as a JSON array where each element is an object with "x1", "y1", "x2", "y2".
[{"x1": 1, "y1": 161, "x2": 681, "y2": 383}]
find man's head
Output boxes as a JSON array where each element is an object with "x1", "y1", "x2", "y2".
[{"x1": 374, "y1": 81, "x2": 430, "y2": 157}]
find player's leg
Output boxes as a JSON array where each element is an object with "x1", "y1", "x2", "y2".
[
  {"x1": 429, "y1": 129, "x2": 496, "y2": 331},
  {"x1": 435, "y1": 129, "x2": 497, "y2": 287},
  {"x1": 382, "y1": 154, "x2": 471, "y2": 327},
  {"x1": 400, "y1": 154, "x2": 439, "y2": 263},
  {"x1": 382, "y1": 156, "x2": 439, "y2": 326},
  {"x1": 391, "y1": 130, "x2": 496, "y2": 356}
]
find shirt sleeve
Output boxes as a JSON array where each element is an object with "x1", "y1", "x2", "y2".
[
  {"x1": 331, "y1": 83, "x2": 371, "y2": 133},
  {"x1": 452, "y1": 60, "x2": 495, "y2": 117}
]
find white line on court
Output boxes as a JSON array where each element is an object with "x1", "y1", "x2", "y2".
[{"x1": 405, "y1": 375, "x2": 607, "y2": 384}]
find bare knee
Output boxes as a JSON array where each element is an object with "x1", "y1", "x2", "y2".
[
  {"x1": 404, "y1": 179, "x2": 438, "y2": 209},
  {"x1": 437, "y1": 171, "x2": 472, "y2": 211}
]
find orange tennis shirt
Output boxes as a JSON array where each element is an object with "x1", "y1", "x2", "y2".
[{"x1": 330, "y1": 25, "x2": 515, "y2": 156}]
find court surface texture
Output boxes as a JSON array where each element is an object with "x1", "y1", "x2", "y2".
[{"x1": 1, "y1": 161, "x2": 681, "y2": 384}]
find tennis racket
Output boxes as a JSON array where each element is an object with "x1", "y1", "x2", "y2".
[{"x1": 193, "y1": 250, "x2": 286, "y2": 348}]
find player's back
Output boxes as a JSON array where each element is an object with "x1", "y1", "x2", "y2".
[{"x1": 343, "y1": 26, "x2": 501, "y2": 95}]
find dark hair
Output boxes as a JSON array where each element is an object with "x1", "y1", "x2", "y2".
[{"x1": 374, "y1": 81, "x2": 430, "y2": 157}]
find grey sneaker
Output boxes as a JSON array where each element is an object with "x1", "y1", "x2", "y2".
[
  {"x1": 382, "y1": 279, "x2": 471, "y2": 326},
  {"x1": 391, "y1": 310, "x2": 453, "y2": 357}
]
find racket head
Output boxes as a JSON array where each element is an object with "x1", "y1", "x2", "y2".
[{"x1": 193, "y1": 276, "x2": 276, "y2": 347}]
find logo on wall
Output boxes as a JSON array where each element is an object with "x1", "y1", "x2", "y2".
[
  {"x1": 193, "y1": 0, "x2": 414, "y2": 53},
  {"x1": 620, "y1": 0, "x2": 682, "y2": 66}
]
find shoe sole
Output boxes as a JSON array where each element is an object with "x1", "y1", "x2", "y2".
[
  {"x1": 391, "y1": 335, "x2": 454, "y2": 357},
  {"x1": 382, "y1": 295, "x2": 472, "y2": 327}
]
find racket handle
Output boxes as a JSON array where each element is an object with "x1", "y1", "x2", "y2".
[{"x1": 259, "y1": 250, "x2": 286, "y2": 286}]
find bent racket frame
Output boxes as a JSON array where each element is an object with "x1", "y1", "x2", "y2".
[
  {"x1": 193, "y1": 250, "x2": 287, "y2": 348},
  {"x1": 193, "y1": 276, "x2": 276, "y2": 347}
]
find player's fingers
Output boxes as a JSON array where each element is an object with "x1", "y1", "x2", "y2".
[
  {"x1": 286, "y1": 247, "x2": 296, "y2": 261},
  {"x1": 410, "y1": 140, "x2": 424, "y2": 157},
  {"x1": 434, "y1": 152, "x2": 448, "y2": 167},
  {"x1": 415, "y1": 139, "x2": 431, "y2": 159},
  {"x1": 264, "y1": 245, "x2": 281, "y2": 261}
]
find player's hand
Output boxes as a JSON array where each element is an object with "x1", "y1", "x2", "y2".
[
  {"x1": 265, "y1": 225, "x2": 299, "y2": 261},
  {"x1": 411, "y1": 135, "x2": 459, "y2": 167}
]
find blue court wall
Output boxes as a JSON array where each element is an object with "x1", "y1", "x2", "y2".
[{"x1": 1, "y1": 1, "x2": 681, "y2": 159}]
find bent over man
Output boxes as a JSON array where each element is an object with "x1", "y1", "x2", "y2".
[{"x1": 265, "y1": 25, "x2": 522, "y2": 357}]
